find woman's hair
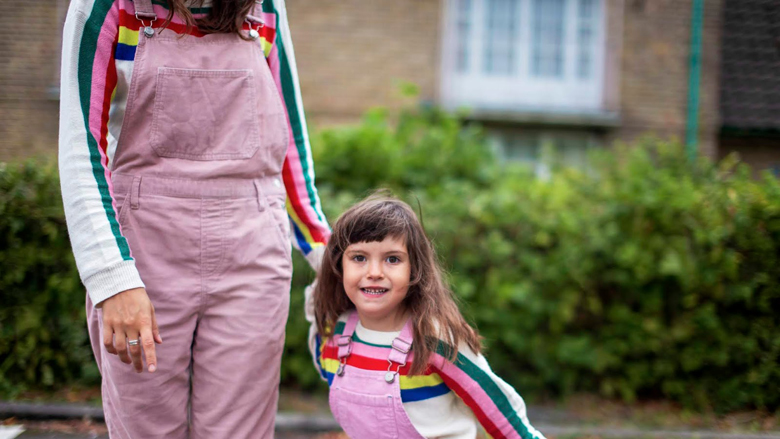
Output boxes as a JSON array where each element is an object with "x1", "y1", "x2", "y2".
[
  {"x1": 164, "y1": 0, "x2": 256, "y2": 36},
  {"x1": 314, "y1": 191, "x2": 482, "y2": 375}
]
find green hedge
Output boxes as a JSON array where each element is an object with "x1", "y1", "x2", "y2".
[
  {"x1": 0, "y1": 162, "x2": 98, "y2": 397},
  {"x1": 2, "y1": 106, "x2": 779, "y2": 412}
]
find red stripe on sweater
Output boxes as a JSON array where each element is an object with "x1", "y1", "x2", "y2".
[
  {"x1": 282, "y1": 158, "x2": 327, "y2": 244},
  {"x1": 432, "y1": 362, "x2": 506, "y2": 439},
  {"x1": 99, "y1": 35, "x2": 119, "y2": 161}
]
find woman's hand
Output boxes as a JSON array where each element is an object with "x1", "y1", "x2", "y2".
[{"x1": 100, "y1": 287, "x2": 162, "y2": 373}]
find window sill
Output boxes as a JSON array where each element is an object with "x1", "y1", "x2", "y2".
[{"x1": 461, "y1": 108, "x2": 621, "y2": 129}]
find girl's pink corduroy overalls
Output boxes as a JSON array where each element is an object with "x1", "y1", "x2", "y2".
[
  {"x1": 85, "y1": 1, "x2": 293, "y2": 437},
  {"x1": 330, "y1": 312, "x2": 426, "y2": 438}
]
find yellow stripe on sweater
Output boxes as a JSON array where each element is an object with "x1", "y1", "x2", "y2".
[{"x1": 118, "y1": 26, "x2": 139, "y2": 47}]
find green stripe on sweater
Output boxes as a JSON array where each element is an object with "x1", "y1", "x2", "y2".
[{"x1": 78, "y1": 0, "x2": 131, "y2": 260}]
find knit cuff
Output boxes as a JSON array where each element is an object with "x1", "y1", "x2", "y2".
[{"x1": 84, "y1": 260, "x2": 146, "y2": 308}]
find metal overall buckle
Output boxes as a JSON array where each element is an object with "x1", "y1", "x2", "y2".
[
  {"x1": 246, "y1": 0, "x2": 265, "y2": 40},
  {"x1": 385, "y1": 360, "x2": 403, "y2": 384},
  {"x1": 336, "y1": 335, "x2": 352, "y2": 376},
  {"x1": 384, "y1": 338, "x2": 410, "y2": 383},
  {"x1": 136, "y1": 12, "x2": 158, "y2": 38}
]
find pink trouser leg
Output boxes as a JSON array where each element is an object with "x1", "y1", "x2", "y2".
[
  {"x1": 189, "y1": 198, "x2": 292, "y2": 439},
  {"x1": 87, "y1": 195, "x2": 203, "y2": 439}
]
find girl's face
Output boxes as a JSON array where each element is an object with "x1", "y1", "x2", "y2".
[{"x1": 341, "y1": 235, "x2": 411, "y2": 331}]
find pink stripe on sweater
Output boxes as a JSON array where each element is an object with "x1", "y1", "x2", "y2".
[
  {"x1": 87, "y1": 4, "x2": 118, "y2": 144},
  {"x1": 87, "y1": 2, "x2": 120, "y2": 217},
  {"x1": 431, "y1": 353, "x2": 521, "y2": 439},
  {"x1": 266, "y1": 43, "x2": 325, "y2": 237},
  {"x1": 325, "y1": 337, "x2": 418, "y2": 364}
]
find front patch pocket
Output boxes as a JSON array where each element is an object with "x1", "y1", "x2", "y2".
[
  {"x1": 150, "y1": 67, "x2": 260, "y2": 161},
  {"x1": 335, "y1": 387, "x2": 398, "y2": 439}
]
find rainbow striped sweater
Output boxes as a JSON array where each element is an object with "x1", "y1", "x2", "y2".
[
  {"x1": 59, "y1": 0, "x2": 330, "y2": 306},
  {"x1": 304, "y1": 295, "x2": 546, "y2": 438}
]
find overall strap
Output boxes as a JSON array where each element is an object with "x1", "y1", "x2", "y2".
[
  {"x1": 246, "y1": 0, "x2": 265, "y2": 26},
  {"x1": 133, "y1": 0, "x2": 157, "y2": 20},
  {"x1": 388, "y1": 318, "x2": 413, "y2": 366},
  {"x1": 337, "y1": 311, "x2": 360, "y2": 360}
]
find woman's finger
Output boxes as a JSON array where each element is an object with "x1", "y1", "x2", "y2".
[
  {"x1": 126, "y1": 330, "x2": 144, "y2": 373},
  {"x1": 139, "y1": 327, "x2": 157, "y2": 373},
  {"x1": 103, "y1": 321, "x2": 117, "y2": 355},
  {"x1": 151, "y1": 305, "x2": 163, "y2": 344},
  {"x1": 114, "y1": 331, "x2": 132, "y2": 365}
]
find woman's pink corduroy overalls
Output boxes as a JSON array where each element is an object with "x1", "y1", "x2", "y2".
[
  {"x1": 85, "y1": 1, "x2": 293, "y2": 437},
  {"x1": 329, "y1": 312, "x2": 426, "y2": 438}
]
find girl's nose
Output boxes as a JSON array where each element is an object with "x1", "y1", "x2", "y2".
[{"x1": 367, "y1": 261, "x2": 384, "y2": 279}]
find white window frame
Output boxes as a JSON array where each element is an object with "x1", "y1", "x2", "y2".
[{"x1": 440, "y1": 0, "x2": 606, "y2": 113}]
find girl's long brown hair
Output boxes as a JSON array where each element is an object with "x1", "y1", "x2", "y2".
[
  {"x1": 314, "y1": 192, "x2": 482, "y2": 376},
  {"x1": 164, "y1": 0, "x2": 257, "y2": 36}
]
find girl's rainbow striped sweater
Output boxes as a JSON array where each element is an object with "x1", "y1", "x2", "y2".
[
  {"x1": 59, "y1": 0, "x2": 330, "y2": 306},
  {"x1": 304, "y1": 289, "x2": 547, "y2": 439}
]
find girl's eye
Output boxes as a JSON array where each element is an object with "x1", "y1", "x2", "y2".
[
  {"x1": 352, "y1": 255, "x2": 366, "y2": 262},
  {"x1": 387, "y1": 256, "x2": 401, "y2": 264}
]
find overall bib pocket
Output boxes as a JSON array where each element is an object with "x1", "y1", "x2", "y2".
[
  {"x1": 150, "y1": 67, "x2": 261, "y2": 161},
  {"x1": 334, "y1": 387, "x2": 398, "y2": 439}
]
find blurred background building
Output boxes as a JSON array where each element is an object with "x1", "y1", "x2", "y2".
[{"x1": 1, "y1": 0, "x2": 779, "y2": 175}]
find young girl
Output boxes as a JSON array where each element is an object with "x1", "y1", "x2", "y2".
[{"x1": 306, "y1": 194, "x2": 546, "y2": 439}]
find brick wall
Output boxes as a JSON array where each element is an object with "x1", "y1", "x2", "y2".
[
  {"x1": 611, "y1": 0, "x2": 723, "y2": 158},
  {"x1": 290, "y1": 0, "x2": 726, "y2": 159},
  {"x1": 0, "y1": 0, "x2": 443, "y2": 160},
  {"x1": 0, "y1": 0, "x2": 738, "y2": 165},
  {"x1": 0, "y1": 0, "x2": 65, "y2": 161},
  {"x1": 286, "y1": 0, "x2": 442, "y2": 128}
]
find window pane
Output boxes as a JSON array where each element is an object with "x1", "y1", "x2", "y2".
[
  {"x1": 577, "y1": 0, "x2": 597, "y2": 79},
  {"x1": 484, "y1": 0, "x2": 518, "y2": 75},
  {"x1": 490, "y1": 131, "x2": 539, "y2": 164},
  {"x1": 531, "y1": 0, "x2": 565, "y2": 78},
  {"x1": 456, "y1": 0, "x2": 472, "y2": 73},
  {"x1": 491, "y1": 128, "x2": 600, "y2": 175}
]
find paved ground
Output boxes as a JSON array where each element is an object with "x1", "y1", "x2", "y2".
[
  {"x1": 13, "y1": 432, "x2": 327, "y2": 439},
  {"x1": 7, "y1": 424, "x2": 780, "y2": 439},
  {"x1": 2, "y1": 428, "x2": 340, "y2": 439},
  {"x1": 4, "y1": 401, "x2": 780, "y2": 439}
]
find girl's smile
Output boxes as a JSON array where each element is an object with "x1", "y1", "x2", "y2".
[
  {"x1": 361, "y1": 286, "x2": 389, "y2": 296},
  {"x1": 342, "y1": 236, "x2": 411, "y2": 331}
]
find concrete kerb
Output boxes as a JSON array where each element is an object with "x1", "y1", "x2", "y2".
[
  {"x1": 0, "y1": 402, "x2": 103, "y2": 422},
  {"x1": 0, "y1": 402, "x2": 341, "y2": 432}
]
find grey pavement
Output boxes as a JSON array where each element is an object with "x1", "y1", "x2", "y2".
[
  {"x1": 4, "y1": 402, "x2": 780, "y2": 439},
  {"x1": 12, "y1": 431, "x2": 323, "y2": 439},
  {"x1": 11, "y1": 425, "x2": 780, "y2": 439},
  {"x1": 2, "y1": 424, "x2": 328, "y2": 439},
  {"x1": 8, "y1": 431, "x2": 323, "y2": 439}
]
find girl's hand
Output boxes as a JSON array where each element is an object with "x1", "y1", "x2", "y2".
[{"x1": 100, "y1": 287, "x2": 162, "y2": 373}]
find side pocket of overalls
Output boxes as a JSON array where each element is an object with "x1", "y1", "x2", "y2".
[
  {"x1": 114, "y1": 185, "x2": 133, "y2": 228},
  {"x1": 115, "y1": 177, "x2": 142, "y2": 229},
  {"x1": 254, "y1": 181, "x2": 291, "y2": 255},
  {"x1": 268, "y1": 196, "x2": 290, "y2": 249}
]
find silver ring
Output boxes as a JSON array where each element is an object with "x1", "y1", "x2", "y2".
[{"x1": 128, "y1": 339, "x2": 140, "y2": 347}]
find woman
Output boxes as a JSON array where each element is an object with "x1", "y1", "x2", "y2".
[{"x1": 58, "y1": 0, "x2": 330, "y2": 437}]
